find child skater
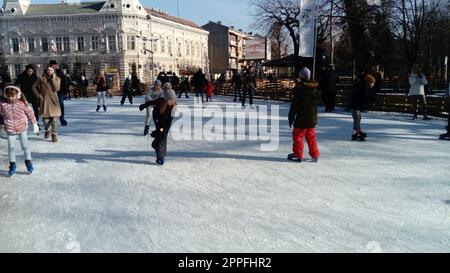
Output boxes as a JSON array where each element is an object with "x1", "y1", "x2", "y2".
[
  {"x1": 0, "y1": 86, "x2": 39, "y2": 177},
  {"x1": 287, "y1": 67, "x2": 321, "y2": 163},
  {"x1": 143, "y1": 80, "x2": 164, "y2": 136},
  {"x1": 205, "y1": 78, "x2": 214, "y2": 102},
  {"x1": 139, "y1": 82, "x2": 177, "y2": 165}
]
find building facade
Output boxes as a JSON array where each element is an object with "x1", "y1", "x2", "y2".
[
  {"x1": 0, "y1": 0, "x2": 209, "y2": 84},
  {"x1": 202, "y1": 21, "x2": 248, "y2": 76}
]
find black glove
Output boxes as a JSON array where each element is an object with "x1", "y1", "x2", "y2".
[{"x1": 139, "y1": 104, "x2": 146, "y2": 111}]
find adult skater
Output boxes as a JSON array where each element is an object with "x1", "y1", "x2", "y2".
[
  {"x1": 242, "y1": 66, "x2": 256, "y2": 108},
  {"x1": 178, "y1": 74, "x2": 190, "y2": 99},
  {"x1": 349, "y1": 70, "x2": 376, "y2": 141},
  {"x1": 77, "y1": 73, "x2": 88, "y2": 98},
  {"x1": 143, "y1": 80, "x2": 164, "y2": 136},
  {"x1": 0, "y1": 86, "x2": 39, "y2": 177},
  {"x1": 15, "y1": 64, "x2": 39, "y2": 126},
  {"x1": 32, "y1": 64, "x2": 62, "y2": 143},
  {"x1": 319, "y1": 64, "x2": 339, "y2": 113},
  {"x1": 409, "y1": 64, "x2": 431, "y2": 120},
  {"x1": 94, "y1": 71, "x2": 108, "y2": 112},
  {"x1": 231, "y1": 69, "x2": 242, "y2": 102},
  {"x1": 121, "y1": 74, "x2": 134, "y2": 105},
  {"x1": 49, "y1": 60, "x2": 68, "y2": 126},
  {"x1": 192, "y1": 68, "x2": 206, "y2": 103},
  {"x1": 139, "y1": 82, "x2": 177, "y2": 165},
  {"x1": 287, "y1": 67, "x2": 320, "y2": 163}
]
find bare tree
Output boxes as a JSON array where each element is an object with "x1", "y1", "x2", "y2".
[{"x1": 268, "y1": 22, "x2": 289, "y2": 59}]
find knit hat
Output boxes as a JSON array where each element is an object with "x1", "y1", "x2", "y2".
[
  {"x1": 154, "y1": 79, "x2": 162, "y2": 86},
  {"x1": 163, "y1": 83, "x2": 177, "y2": 101},
  {"x1": 299, "y1": 67, "x2": 311, "y2": 80}
]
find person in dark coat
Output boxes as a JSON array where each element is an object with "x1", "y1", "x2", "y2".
[
  {"x1": 49, "y1": 60, "x2": 68, "y2": 126},
  {"x1": 157, "y1": 72, "x2": 171, "y2": 86},
  {"x1": 349, "y1": 70, "x2": 376, "y2": 140},
  {"x1": 15, "y1": 64, "x2": 39, "y2": 124},
  {"x1": 287, "y1": 67, "x2": 321, "y2": 162},
  {"x1": 178, "y1": 74, "x2": 190, "y2": 98},
  {"x1": 120, "y1": 75, "x2": 134, "y2": 105},
  {"x1": 171, "y1": 72, "x2": 180, "y2": 92},
  {"x1": 231, "y1": 69, "x2": 242, "y2": 102},
  {"x1": 131, "y1": 73, "x2": 141, "y2": 96},
  {"x1": 139, "y1": 82, "x2": 177, "y2": 165},
  {"x1": 94, "y1": 71, "x2": 108, "y2": 112},
  {"x1": 192, "y1": 68, "x2": 206, "y2": 103},
  {"x1": 77, "y1": 74, "x2": 89, "y2": 98},
  {"x1": 242, "y1": 66, "x2": 256, "y2": 107},
  {"x1": 319, "y1": 64, "x2": 339, "y2": 113}
]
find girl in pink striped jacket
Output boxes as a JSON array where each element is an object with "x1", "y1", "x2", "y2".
[{"x1": 0, "y1": 86, "x2": 39, "y2": 177}]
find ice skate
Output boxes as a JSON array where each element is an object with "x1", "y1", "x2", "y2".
[{"x1": 287, "y1": 153, "x2": 302, "y2": 162}]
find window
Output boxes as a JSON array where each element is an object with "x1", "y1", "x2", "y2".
[
  {"x1": 15, "y1": 65, "x2": 21, "y2": 77},
  {"x1": 63, "y1": 37, "x2": 70, "y2": 52},
  {"x1": 168, "y1": 40, "x2": 172, "y2": 54},
  {"x1": 127, "y1": 35, "x2": 135, "y2": 50},
  {"x1": 160, "y1": 39, "x2": 165, "y2": 54},
  {"x1": 27, "y1": 38, "x2": 35, "y2": 52},
  {"x1": 91, "y1": 36, "x2": 99, "y2": 50},
  {"x1": 177, "y1": 42, "x2": 182, "y2": 56},
  {"x1": 56, "y1": 37, "x2": 63, "y2": 51},
  {"x1": 12, "y1": 38, "x2": 19, "y2": 52},
  {"x1": 186, "y1": 41, "x2": 190, "y2": 56},
  {"x1": 153, "y1": 39, "x2": 158, "y2": 53},
  {"x1": 77, "y1": 37, "x2": 84, "y2": 51},
  {"x1": 108, "y1": 35, "x2": 116, "y2": 51},
  {"x1": 41, "y1": 37, "x2": 49, "y2": 52},
  {"x1": 191, "y1": 42, "x2": 195, "y2": 57}
]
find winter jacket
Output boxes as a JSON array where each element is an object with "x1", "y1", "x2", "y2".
[
  {"x1": 0, "y1": 99, "x2": 37, "y2": 135},
  {"x1": 205, "y1": 81, "x2": 214, "y2": 97},
  {"x1": 95, "y1": 77, "x2": 108, "y2": 92},
  {"x1": 289, "y1": 81, "x2": 320, "y2": 129},
  {"x1": 145, "y1": 87, "x2": 164, "y2": 103},
  {"x1": 232, "y1": 73, "x2": 242, "y2": 88},
  {"x1": 123, "y1": 78, "x2": 133, "y2": 95},
  {"x1": 192, "y1": 71, "x2": 206, "y2": 91},
  {"x1": 408, "y1": 73, "x2": 428, "y2": 96},
  {"x1": 15, "y1": 72, "x2": 39, "y2": 103},
  {"x1": 32, "y1": 75, "x2": 62, "y2": 118},
  {"x1": 140, "y1": 97, "x2": 175, "y2": 136},
  {"x1": 319, "y1": 70, "x2": 339, "y2": 94},
  {"x1": 349, "y1": 75, "x2": 371, "y2": 111},
  {"x1": 55, "y1": 69, "x2": 69, "y2": 98}
]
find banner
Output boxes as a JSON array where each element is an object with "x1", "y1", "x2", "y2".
[
  {"x1": 245, "y1": 38, "x2": 267, "y2": 60},
  {"x1": 298, "y1": 0, "x2": 318, "y2": 58}
]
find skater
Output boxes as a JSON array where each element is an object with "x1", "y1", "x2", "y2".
[
  {"x1": 242, "y1": 66, "x2": 256, "y2": 107},
  {"x1": 132, "y1": 72, "x2": 141, "y2": 96},
  {"x1": 205, "y1": 78, "x2": 214, "y2": 102},
  {"x1": 139, "y1": 82, "x2": 177, "y2": 165},
  {"x1": 121, "y1": 74, "x2": 134, "y2": 105},
  {"x1": 192, "y1": 68, "x2": 206, "y2": 103},
  {"x1": 15, "y1": 64, "x2": 39, "y2": 126},
  {"x1": 440, "y1": 83, "x2": 450, "y2": 140},
  {"x1": 143, "y1": 80, "x2": 164, "y2": 136},
  {"x1": 231, "y1": 69, "x2": 242, "y2": 102},
  {"x1": 287, "y1": 67, "x2": 321, "y2": 163},
  {"x1": 178, "y1": 74, "x2": 190, "y2": 98},
  {"x1": 319, "y1": 64, "x2": 339, "y2": 113},
  {"x1": 32, "y1": 64, "x2": 62, "y2": 143},
  {"x1": 49, "y1": 60, "x2": 68, "y2": 126},
  {"x1": 107, "y1": 75, "x2": 114, "y2": 98},
  {"x1": 94, "y1": 71, "x2": 108, "y2": 112},
  {"x1": 349, "y1": 70, "x2": 376, "y2": 141},
  {"x1": 408, "y1": 64, "x2": 431, "y2": 120},
  {"x1": 0, "y1": 86, "x2": 40, "y2": 177},
  {"x1": 77, "y1": 73, "x2": 88, "y2": 98}
]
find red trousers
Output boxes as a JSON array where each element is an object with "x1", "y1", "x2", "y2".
[{"x1": 292, "y1": 128, "x2": 320, "y2": 159}]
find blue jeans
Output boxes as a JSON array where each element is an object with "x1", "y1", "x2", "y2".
[{"x1": 7, "y1": 132, "x2": 31, "y2": 163}]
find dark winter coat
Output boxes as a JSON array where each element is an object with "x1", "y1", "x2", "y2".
[
  {"x1": 122, "y1": 78, "x2": 134, "y2": 95},
  {"x1": 349, "y1": 75, "x2": 370, "y2": 111},
  {"x1": 289, "y1": 81, "x2": 320, "y2": 129},
  {"x1": 140, "y1": 97, "x2": 175, "y2": 136},
  {"x1": 192, "y1": 71, "x2": 206, "y2": 91},
  {"x1": 319, "y1": 70, "x2": 339, "y2": 94},
  {"x1": 95, "y1": 77, "x2": 108, "y2": 92},
  {"x1": 15, "y1": 72, "x2": 39, "y2": 103},
  {"x1": 55, "y1": 69, "x2": 69, "y2": 97},
  {"x1": 232, "y1": 73, "x2": 242, "y2": 88},
  {"x1": 132, "y1": 75, "x2": 140, "y2": 95},
  {"x1": 157, "y1": 74, "x2": 171, "y2": 85}
]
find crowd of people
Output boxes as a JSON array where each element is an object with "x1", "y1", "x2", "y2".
[{"x1": 0, "y1": 61, "x2": 449, "y2": 175}]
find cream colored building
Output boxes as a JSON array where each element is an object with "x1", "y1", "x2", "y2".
[{"x1": 0, "y1": 0, "x2": 209, "y2": 84}]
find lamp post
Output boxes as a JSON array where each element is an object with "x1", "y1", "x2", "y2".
[{"x1": 140, "y1": 37, "x2": 160, "y2": 82}]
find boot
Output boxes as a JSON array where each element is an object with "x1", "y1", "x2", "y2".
[
  {"x1": 103, "y1": 105, "x2": 107, "y2": 112},
  {"x1": 144, "y1": 125, "x2": 150, "y2": 136},
  {"x1": 51, "y1": 134, "x2": 58, "y2": 143},
  {"x1": 8, "y1": 162, "x2": 16, "y2": 177},
  {"x1": 44, "y1": 130, "x2": 50, "y2": 140},
  {"x1": 287, "y1": 153, "x2": 302, "y2": 162},
  {"x1": 96, "y1": 105, "x2": 100, "y2": 112},
  {"x1": 25, "y1": 160, "x2": 33, "y2": 174},
  {"x1": 156, "y1": 157, "x2": 165, "y2": 165},
  {"x1": 60, "y1": 118, "x2": 68, "y2": 126}
]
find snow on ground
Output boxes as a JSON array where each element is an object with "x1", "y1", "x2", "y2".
[{"x1": 0, "y1": 95, "x2": 449, "y2": 253}]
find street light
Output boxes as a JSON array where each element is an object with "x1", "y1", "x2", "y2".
[{"x1": 141, "y1": 37, "x2": 160, "y2": 82}]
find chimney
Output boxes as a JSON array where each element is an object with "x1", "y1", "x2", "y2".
[
  {"x1": 230, "y1": 26, "x2": 234, "y2": 29},
  {"x1": 217, "y1": 21, "x2": 222, "y2": 25}
]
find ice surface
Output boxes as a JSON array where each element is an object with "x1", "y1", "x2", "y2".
[{"x1": 0, "y1": 96, "x2": 449, "y2": 253}]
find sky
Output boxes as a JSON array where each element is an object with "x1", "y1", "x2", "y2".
[{"x1": 30, "y1": 0, "x2": 255, "y2": 32}]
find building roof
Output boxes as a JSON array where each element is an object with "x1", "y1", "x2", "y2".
[
  {"x1": 25, "y1": 2, "x2": 105, "y2": 15},
  {"x1": 145, "y1": 8, "x2": 204, "y2": 31}
]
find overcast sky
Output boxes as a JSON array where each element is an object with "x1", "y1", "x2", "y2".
[{"x1": 31, "y1": 0, "x2": 255, "y2": 32}]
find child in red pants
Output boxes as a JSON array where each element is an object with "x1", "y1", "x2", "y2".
[{"x1": 288, "y1": 67, "x2": 320, "y2": 162}]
